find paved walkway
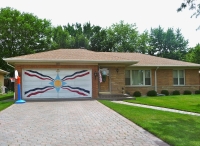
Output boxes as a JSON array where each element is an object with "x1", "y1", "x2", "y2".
[
  {"x1": 112, "y1": 101, "x2": 200, "y2": 116},
  {"x1": 0, "y1": 100, "x2": 169, "y2": 146}
]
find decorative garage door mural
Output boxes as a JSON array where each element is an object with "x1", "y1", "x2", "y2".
[{"x1": 22, "y1": 69, "x2": 92, "y2": 99}]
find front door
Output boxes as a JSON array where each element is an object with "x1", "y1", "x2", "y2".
[{"x1": 99, "y1": 68, "x2": 110, "y2": 92}]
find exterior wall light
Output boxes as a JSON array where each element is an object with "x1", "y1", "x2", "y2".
[{"x1": 116, "y1": 68, "x2": 119, "y2": 73}]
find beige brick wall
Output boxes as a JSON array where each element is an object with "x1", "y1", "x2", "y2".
[
  {"x1": 157, "y1": 69, "x2": 199, "y2": 94},
  {"x1": 110, "y1": 67, "x2": 125, "y2": 94},
  {"x1": 125, "y1": 68, "x2": 200, "y2": 96},
  {"x1": 14, "y1": 64, "x2": 99, "y2": 100}
]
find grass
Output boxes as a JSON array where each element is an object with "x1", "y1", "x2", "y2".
[
  {"x1": 0, "y1": 93, "x2": 14, "y2": 101},
  {"x1": 0, "y1": 101, "x2": 14, "y2": 111},
  {"x1": 124, "y1": 95, "x2": 200, "y2": 113},
  {"x1": 0, "y1": 93, "x2": 14, "y2": 111},
  {"x1": 99, "y1": 100, "x2": 200, "y2": 146}
]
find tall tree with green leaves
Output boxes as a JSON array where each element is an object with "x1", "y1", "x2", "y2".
[
  {"x1": 148, "y1": 26, "x2": 188, "y2": 60},
  {"x1": 51, "y1": 25, "x2": 71, "y2": 49},
  {"x1": 0, "y1": 7, "x2": 52, "y2": 71},
  {"x1": 63, "y1": 23, "x2": 89, "y2": 48},
  {"x1": 83, "y1": 22, "x2": 93, "y2": 40},
  {"x1": 136, "y1": 31, "x2": 150, "y2": 54},
  {"x1": 185, "y1": 43, "x2": 200, "y2": 64},
  {"x1": 148, "y1": 26, "x2": 165, "y2": 55},
  {"x1": 89, "y1": 26, "x2": 108, "y2": 52},
  {"x1": 106, "y1": 21, "x2": 139, "y2": 52}
]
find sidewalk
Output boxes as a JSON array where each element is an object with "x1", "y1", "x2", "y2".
[{"x1": 112, "y1": 101, "x2": 200, "y2": 116}]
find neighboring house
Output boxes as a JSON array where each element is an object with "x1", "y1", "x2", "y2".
[
  {"x1": 3, "y1": 49, "x2": 200, "y2": 100},
  {"x1": 199, "y1": 71, "x2": 200, "y2": 90},
  {"x1": 0, "y1": 69, "x2": 9, "y2": 94}
]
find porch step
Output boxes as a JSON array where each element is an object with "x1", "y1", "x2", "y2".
[{"x1": 98, "y1": 93, "x2": 134, "y2": 100}]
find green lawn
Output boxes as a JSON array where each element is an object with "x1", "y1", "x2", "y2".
[
  {"x1": 0, "y1": 101, "x2": 14, "y2": 111},
  {"x1": 99, "y1": 100, "x2": 200, "y2": 146},
  {"x1": 0, "y1": 93, "x2": 14, "y2": 111},
  {"x1": 0, "y1": 93, "x2": 14, "y2": 101},
  {"x1": 124, "y1": 95, "x2": 200, "y2": 113}
]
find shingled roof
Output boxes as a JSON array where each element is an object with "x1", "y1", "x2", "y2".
[
  {"x1": 3, "y1": 49, "x2": 200, "y2": 67},
  {"x1": 104, "y1": 52, "x2": 200, "y2": 67}
]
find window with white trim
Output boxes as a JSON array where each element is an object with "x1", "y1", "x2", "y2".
[
  {"x1": 173, "y1": 70, "x2": 185, "y2": 85},
  {"x1": 125, "y1": 70, "x2": 151, "y2": 86}
]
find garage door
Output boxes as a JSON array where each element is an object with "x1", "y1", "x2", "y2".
[{"x1": 22, "y1": 69, "x2": 92, "y2": 99}]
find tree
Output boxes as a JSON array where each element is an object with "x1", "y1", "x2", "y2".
[
  {"x1": 51, "y1": 26, "x2": 71, "y2": 49},
  {"x1": 148, "y1": 26, "x2": 188, "y2": 60},
  {"x1": 0, "y1": 7, "x2": 52, "y2": 72},
  {"x1": 63, "y1": 23, "x2": 89, "y2": 48},
  {"x1": 177, "y1": 0, "x2": 200, "y2": 29},
  {"x1": 83, "y1": 22, "x2": 93, "y2": 40},
  {"x1": 106, "y1": 21, "x2": 139, "y2": 52},
  {"x1": 185, "y1": 43, "x2": 200, "y2": 63},
  {"x1": 148, "y1": 26, "x2": 165, "y2": 55},
  {"x1": 177, "y1": 0, "x2": 200, "y2": 18},
  {"x1": 136, "y1": 31, "x2": 150, "y2": 54},
  {"x1": 89, "y1": 26, "x2": 108, "y2": 52}
]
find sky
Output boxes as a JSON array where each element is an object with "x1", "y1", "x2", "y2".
[{"x1": 1, "y1": 0, "x2": 200, "y2": 48}]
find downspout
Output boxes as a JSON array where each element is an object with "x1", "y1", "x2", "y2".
[{"x1": 155, "y1": 67, "x2": 159, "y2": 92}]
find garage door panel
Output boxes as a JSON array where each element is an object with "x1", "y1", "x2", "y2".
[
  {"x1": 74, "y1": 80, "x2": 91, "y2": 85},
  {"x1": 59, "y1": 91, "x2": 76, "y2": 98},
  {"x1": 22, "y1": 69, "x2": 92, "y2": 99},
  {"x1": 23, "y1": 80, "x2": 52, "y2": 86}
]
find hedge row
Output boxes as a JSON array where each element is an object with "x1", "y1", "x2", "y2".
[{"x1": 132, "y1": 90, "x2": 200, "y2": 97}]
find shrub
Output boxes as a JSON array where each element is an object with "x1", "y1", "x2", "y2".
[
  {"x1": 183, "y1": 90, "x2": 192, "y2": 95},
  {"x1": 147, "y1": 90, "x2": 157, "y2": 97},
  {"x1": 195, "y1": 90, "x2": 200, "y2": 94},
  {"x1": 133, "y1": 91, "x2": 141, "y2": 97},
  {"x1": 161, "y1": 90, "x2": 169, "y2": 96},
  {"x1": 172, "y1": 90, "x2": 180, "y2": 95}
]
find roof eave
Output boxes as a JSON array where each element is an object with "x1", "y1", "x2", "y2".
[
  {"x1": 0, "y1": 70, "x2": 10, "y2": 74},
  {"x1": 3, "y1": 59, "x2": 138, "y2": 65},
  {"x1": 131, "y1": 65, "x2": 200, "y2": 68}
]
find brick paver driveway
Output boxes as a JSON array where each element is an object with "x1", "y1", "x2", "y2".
[{"x1": 0, "y1": 100, "x2": 169, "y2": 146}]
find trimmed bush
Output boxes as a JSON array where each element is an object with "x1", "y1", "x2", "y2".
[
  {"x1": 161, "y1": 90, "x2": 169, "y2": 96},
  {"x1": 195, "y1": 90, "x2": 200, "y2": 94},
  {"x1": 172, "y1": 90, "x2": 180, "y2": 95},
  {"x1": 133, "y1": 91, "x2": 141, "y2": 97},
  {"x1": 183, "y1": 90, "x2": 192, "y2": 95},
  {"x1": 147, "y1": 90, "x2": 157, "y2": 97}
]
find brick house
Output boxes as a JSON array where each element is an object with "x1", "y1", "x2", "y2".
[
  {"x1": 3, "y1": 49, "x2": 200, "y2": 100},
  {"x1": 0, "y1": 69, "x2": 9, "y2": 93}
]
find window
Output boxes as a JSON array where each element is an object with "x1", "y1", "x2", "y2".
[
  {"x1": 173, "y1": 70, "x2": 185, "y2": 85},
  {"x1": 125, "y1": 70, "x2": 151, "y2": 86},
  {"x1": 125, "y1": 70, "x2": 130, "y2": 85}
]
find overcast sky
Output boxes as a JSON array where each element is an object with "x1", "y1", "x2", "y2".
[{"x1": 1, "y1": 0, "x2": 200, "y2": 47}]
